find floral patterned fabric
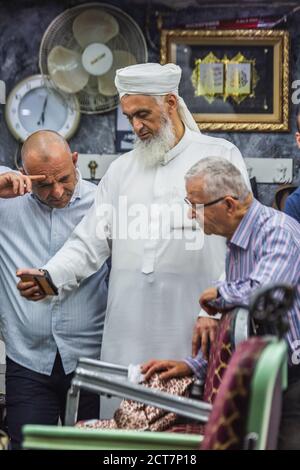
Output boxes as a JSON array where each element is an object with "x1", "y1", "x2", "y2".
[{"x1": 76, "y1": 374, "x2": 193, "y2": 432}]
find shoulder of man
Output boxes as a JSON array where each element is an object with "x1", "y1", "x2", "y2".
[
  {"x1": 187, "y1": 130, "x2": 238, "y2": 151},
  {"x1": 256, "y1": 202, "x2": 300, "y2": 244},
  {"x1": 80, "y1": 177, "x2": 97, "y2": 193},
  {"x1": 99, "y1": 151, "x2": 136, "y2": 179},
  {"x1": 285, "y1": 187, "x2": 300, "y2": 216},
  {"x1": 110, "y1": 150, "x2": 135, "y2": 167}
]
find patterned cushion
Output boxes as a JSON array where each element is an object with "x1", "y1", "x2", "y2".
[
  {"x1": 203, "y1": 313, "x2": 234, "y2": 404},
  {"x1": 76, "y1": 374, "x2": 193, "y2": 432},
  {"x1": 200, "y1": 337, "x2": 268, "y2": 450},
  {"x1": 167, "y1": 422, "x2": 205, "y2": 435},
  {"x1": 164, "y1": 313, "x2": 235, "y2": 436},
  {"x1": 77, "y1": 313, "x2": 240, "y2": 437}
]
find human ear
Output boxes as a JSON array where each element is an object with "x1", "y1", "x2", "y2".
[
  {"x1": 295, "y1": 132, "x2": 300, "y2": 149},
  {"x1": 72, "y1": 152, "x2": 78, "y2": 166},
  {"x1": 224, "y1": 197, "x2": 236, "y2": 214},
  {"x1": 165, "y1": 94, "x2": 178, "y2": 112}
]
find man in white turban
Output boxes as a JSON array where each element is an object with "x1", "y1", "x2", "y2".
[
  {"x1": 17, "y1": 63, "x2": 250, "y2": 418},
  {"x1": 115, "y1": 63, "x2": 200, "y2": 134}
]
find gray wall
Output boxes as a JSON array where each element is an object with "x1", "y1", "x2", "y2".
[{"x1": 1, "y1": 0, "x2": 300, "y2": 205}]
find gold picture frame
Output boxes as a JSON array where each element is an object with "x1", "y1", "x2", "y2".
[{"x1": 160, "y1": 29, "x2": 290, "y2": 132}]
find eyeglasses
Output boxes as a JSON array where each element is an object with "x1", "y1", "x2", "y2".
[{"x1": 184, "y1": 195, "x2": 239, "y2": 208}]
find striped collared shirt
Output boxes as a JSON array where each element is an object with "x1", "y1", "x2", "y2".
[
  {"x1": 186, "y1": 198, "x2": 300, "y2": 377},
  {"x1": 0, "y1": 167, "x2": 108, "y2": 375}
]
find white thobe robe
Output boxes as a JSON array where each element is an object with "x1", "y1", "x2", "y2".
[{"x1": 44, "y1": 127, "x2": 250, "y2": 417}]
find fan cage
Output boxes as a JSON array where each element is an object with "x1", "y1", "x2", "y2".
[{"x1": 39, "y1": 2, "x2": 148, "y2": 114}]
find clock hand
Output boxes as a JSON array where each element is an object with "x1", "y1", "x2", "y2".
[
  {"x1": 41, "y1": 96, "x2": 48, "y2": 126},
  {"x1": 37, "y1": 96, "x2": 48, "y2": 126}
]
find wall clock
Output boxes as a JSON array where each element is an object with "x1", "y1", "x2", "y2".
[{"x1": 5, "y1": 74, "x2": 80, "y2": 142}]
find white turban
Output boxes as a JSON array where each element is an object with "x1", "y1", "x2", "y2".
[{"x1": 115, "y1": 63, "x2": 200, "y2": 133}]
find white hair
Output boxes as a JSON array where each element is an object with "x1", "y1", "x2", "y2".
[
  {"x1": 133, "y1": 97, "x2": 176, "y2": 168},
  {"x1": 153, "y1": 95, "x2": 165, "y2": 106},
  {"x1": 185, "y1": 157, "x2": 250, "y2": 202}
]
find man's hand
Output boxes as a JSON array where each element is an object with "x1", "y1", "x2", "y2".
[
  {"x1": 141, "y1": 360, "x2": 192, "y2": 381},
  {"x1": 16, "y1": 268, "x2": 46, "y2": 301},
  {"x1": 192, "y1": 317, "x2": 219, "y2": 360},
  {"x1": 0, "y1": 172, "x2": 46, "y2": 198},
  {"x1": 199, "y1": 287, "x2": 219, "y2": 316}
]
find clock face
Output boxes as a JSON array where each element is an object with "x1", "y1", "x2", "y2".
[{"x1": 5, "y1": 75, "x2": 80, "y2": 142}]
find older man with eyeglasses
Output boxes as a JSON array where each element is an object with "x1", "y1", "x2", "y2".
[{"x1": 142, "y1": 156, "x2": 300, "y2": 450}]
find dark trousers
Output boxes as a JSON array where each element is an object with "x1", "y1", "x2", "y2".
[
  {"x1": 5, "y1": 353, "x2": 99, "y2": 450},
  {"x1": 278, "y1": 368, "x2": 300, "y2": 450}
]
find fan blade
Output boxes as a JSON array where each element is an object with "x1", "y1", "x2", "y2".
[
  {"x1": 72, "y1": 9, "x2": 119, "y2": 49},
  {"x1": 48, "y1": 46, "x2": 89, "y2": 94},
  {"x1": 98, "y1": 50, "x2": 137, "y2": 97}
]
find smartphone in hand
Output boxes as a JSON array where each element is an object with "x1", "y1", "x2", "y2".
[{"x1": 20, "y1": 272, "x2": 58, "y2": 296}]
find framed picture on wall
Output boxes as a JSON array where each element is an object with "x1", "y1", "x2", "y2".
[{"x1": 160, "y1": 29, "x2": 290, "y2": 132}]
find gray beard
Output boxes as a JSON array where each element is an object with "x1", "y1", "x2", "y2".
[{"x1": 133, "y1": 116, "x2": 176, "y2": 168}]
